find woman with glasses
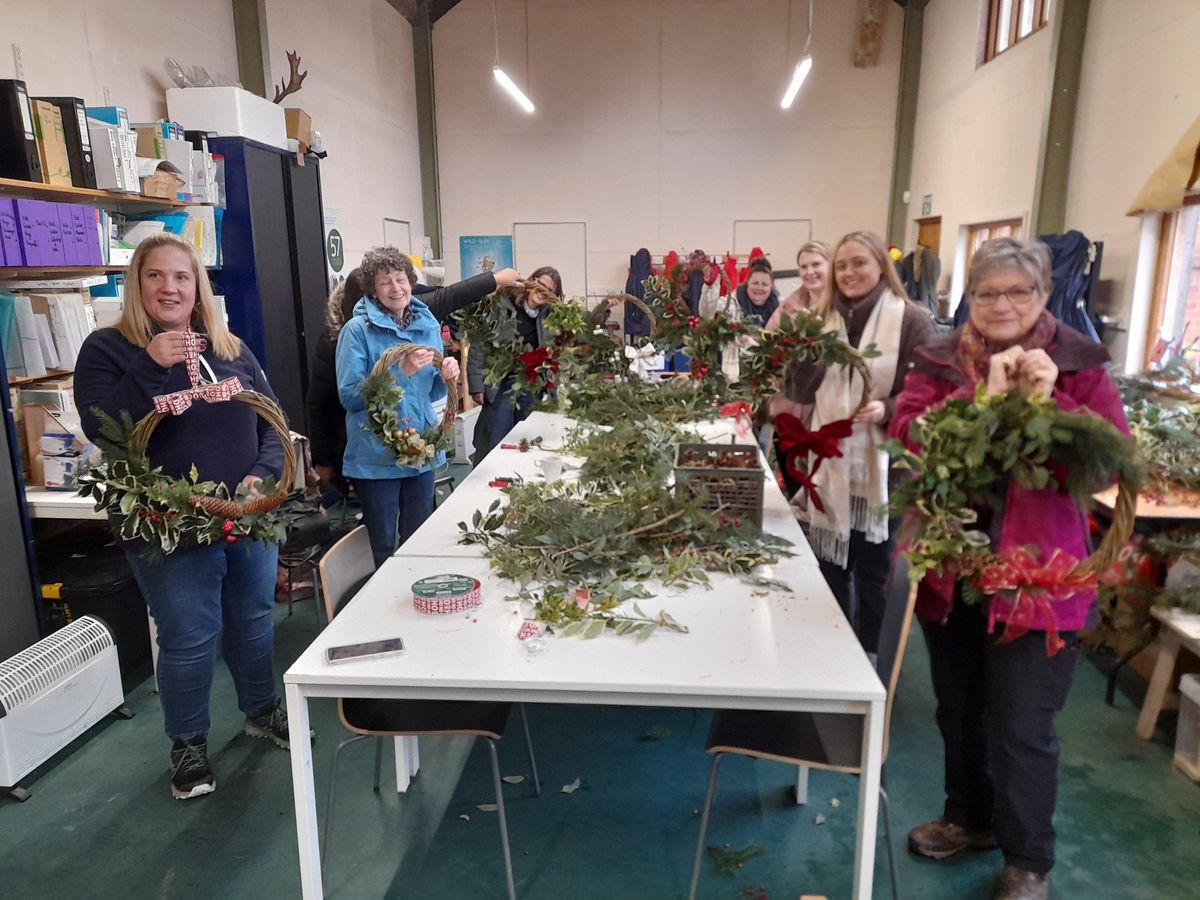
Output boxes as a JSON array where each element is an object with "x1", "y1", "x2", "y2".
[
  {"x1": 789, "y1": 231, "x2": 935, "y2": 654},
  {"x1": 889, "y1": 238, "x2": 1127, "y2": 900}
]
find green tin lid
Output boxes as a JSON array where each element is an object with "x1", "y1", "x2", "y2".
[{"x1": 412, "y1": 574, "x2": 479, "y2": 599}]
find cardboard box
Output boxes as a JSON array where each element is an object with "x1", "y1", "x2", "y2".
[
  {"x1": 32, "y1": 100, "x2": 72, "y2": 186},
  {"x1": 133, "y1": 125, "x2": 165, "y2": 159},
  {"x1": 138, "y1": 158, "x2": 186, "y2": 199},
  {"x1": 166, "y1": 87, "x2": 287, "y2": 150},
  {"x1": 284, "y1": 108, "x2": 311, "y2": 151}
]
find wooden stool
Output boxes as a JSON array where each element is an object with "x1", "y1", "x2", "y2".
[{"x1": 1136, "y1": 608, "x2": 1200, "y2": 739}]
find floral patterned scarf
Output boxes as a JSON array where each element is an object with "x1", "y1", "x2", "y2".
[{"x1": 957, "y1": 310, "x2": 1057, "y2": 385}]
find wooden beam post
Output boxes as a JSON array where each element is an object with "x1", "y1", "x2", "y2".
[
  {"x1": 1030, "y1": 0, "x2": 1091, "y2": 236},
  {"x1": 231, "y1": 0, "x2": 271, "y2": 99},
  {"x1": 412, "y1": 1, "x2": 443, "y2": 258},
  {"x1": 886, "y1": 0, "x2": 926, "y2": 248}
]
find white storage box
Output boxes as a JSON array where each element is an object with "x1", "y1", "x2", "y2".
[
  {"x1": 453, "y1": 406, "x2": 481, "y2": 465},
  {"x1": 1174, "y1": 673, "x2": 1200, "y2": 782},
  {"x1": 165, "y1": 87, "x2": 287, "y2": 150}
]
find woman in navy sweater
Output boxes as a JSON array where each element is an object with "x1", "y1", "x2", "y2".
[{"x1": 75, "y1": 233, "x2": 292, "y2": 801}]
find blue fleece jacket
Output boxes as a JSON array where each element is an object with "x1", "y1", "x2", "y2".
[
  {"x1": 75, "y1": 327, "x2": 285, "y2": 490},
  {"x1": 336, "y1": 296, "x2": 446, "y2": 479}
]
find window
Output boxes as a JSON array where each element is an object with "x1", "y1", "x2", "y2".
[
  {"x1": 966, "y1": 218, "x2": 1024, "y2": 270},
  {"x1": 1144, "y1": 203, "x2": 1200, "y2": 366},
  {"x1": 984, "y1": 0, "x2": 1052, "y2": 62}
]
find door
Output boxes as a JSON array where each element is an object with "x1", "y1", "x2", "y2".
[
  {"x1": 916, "y1": 217, "x2": 941, "y2": 254},
  {"x1": 383, "y1": 218, "x2": 412, "y2": 255}
]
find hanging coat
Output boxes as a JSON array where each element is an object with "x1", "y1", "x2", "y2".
[{"x1": 624, "y1": 248, "x2": 654, "y2": 338}]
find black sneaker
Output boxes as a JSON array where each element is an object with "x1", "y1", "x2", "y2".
[
  {"x1": 244, "y1": 701, "x2": 305, "y2": 749},
  {"x1": 170, "y1": 738, "x2": 215, "y2": 800}
]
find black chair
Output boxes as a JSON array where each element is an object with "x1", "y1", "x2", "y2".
[
  {"x1": 317, "y1": 526, "x2": 540, "y2": 899},
  {"x1": 687, "y1": 565, "x2": 918, "y2": 900}
]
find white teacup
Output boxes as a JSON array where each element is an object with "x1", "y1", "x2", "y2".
[{"x1": 534, "y1": 454, "x2": 563, "y2": 481}]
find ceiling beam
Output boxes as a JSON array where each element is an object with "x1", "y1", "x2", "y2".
[
  {"x1": 384, "y1": 0, "x2": 420, "y2": 23},
  {"x1": 429, "y1": 0, "x2": 465, "y2": 23}
]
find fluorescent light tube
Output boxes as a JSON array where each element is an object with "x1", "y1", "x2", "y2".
[
  {"x1": 493, "y1": 67, "x2": 535, "y2": 113},
  {"x1": 780, "y1": 56, "x2": 813, "y2": 110}
]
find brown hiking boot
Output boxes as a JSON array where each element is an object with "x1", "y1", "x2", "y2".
[
  {"x1": 907, "y1": 817, "x2": 999, "y2": 860},
  {"x1": 991, "y1": 865, "x2": 1049, "y2": 900}
]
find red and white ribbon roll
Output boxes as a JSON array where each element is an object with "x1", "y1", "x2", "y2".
[{"x1": 412, "y1": 575, "x2": 482, "y2": 615}]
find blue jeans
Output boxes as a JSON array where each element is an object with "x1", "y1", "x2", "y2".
[
  {"x1": 123, "y1": 540, "x2": 280, "y2": 742},
  {"x1": 355, "y1": 471, "x2": 436, "y2": 567},
  {"x1": 472, "y1": 383, "x2": 535, "y2": 464}
]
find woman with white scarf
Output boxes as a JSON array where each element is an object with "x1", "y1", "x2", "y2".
[{"x1": 790, "y1": 231, "x2": 936, "y2": 654}]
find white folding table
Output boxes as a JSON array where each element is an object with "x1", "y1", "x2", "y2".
[{"x1": 285, "y1": 412, "x2": 885, "y2": 899}]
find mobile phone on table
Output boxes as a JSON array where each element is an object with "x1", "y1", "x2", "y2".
[{"x1": 326, "y1": 637, "x2": 404, "y2": 664}]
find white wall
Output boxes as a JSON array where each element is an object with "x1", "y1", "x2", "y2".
[
  {"x1": 906, "y1": 0, "x2": 1054, "y2": 308},
  {"x1": 265, "y1": 0, "x2": 425, "y2": 274},
  {"x1": 0, "y1": 0, "x2": 239, "y2": 120},
  {"x1": 1065, "y1": 0, "x2": 1200, "y2": 365},
  {"x1": 432, "y1": 0, "x2": 904, "y2": 296}
]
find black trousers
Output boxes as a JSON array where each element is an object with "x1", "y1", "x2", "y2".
[
  {"x1": 817, "y1": 528, "x2": 895, "y2": 654},
  {"x1": 921, "y1": 599, "x2": 1079, "y2": 876}
]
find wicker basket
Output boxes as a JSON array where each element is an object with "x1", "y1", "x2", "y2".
[{"x1": 674, "y1": 443, "x2": 765, "y2": 528}]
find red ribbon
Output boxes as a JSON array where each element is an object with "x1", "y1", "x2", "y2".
[
  {"x1": 974, "y1": 547, "x2": 1099, "y2": 656},
  {"x1": 152, "y1": 327, "x2": 243, "y2": 415},
  {"x1": 516, "y1": 346, "x2": 559, "y2": 385},
  {"x1": 774, "y1": 413, "x2": 854, "y2": 513}
]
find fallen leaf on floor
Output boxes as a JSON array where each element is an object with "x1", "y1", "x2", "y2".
[
  {"x1": 813, "y1": 814, "x2": 826, "y2": 826},
  {"x1": 706, "y1": 843, "x2": 767, "y2": 875},
  {"x1": 502, "y1": 775, "x2": 526, "y2": 784},
  {"x1": 830, "y1": 798, "x2": 841, "y2": 808},
  {"x1": 639, "y1": 727, "x2": 670, "y2": 741},
  {"x1": 476, "y1": 803, "x2": 498, "y2": 812},
  {"x1": 458, "y1": 814, "x2": 470, "y2": 821},
  {"x1": 561, "y1": 777, "x2": 581, "y2": 794}
]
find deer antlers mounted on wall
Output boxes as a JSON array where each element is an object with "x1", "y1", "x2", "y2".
[{"x1": 273, "y1": 51, "x2": 307, "y2": 103}]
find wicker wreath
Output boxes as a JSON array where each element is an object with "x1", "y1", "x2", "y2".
[
  {"x1": 591, "y1": 293, "x2": 658, "y2": 337},
  {"x1": 129, "y1": 392, "x2": 296, "y2": 519},
  {"x1": 362, "y1": 342, "x2": 459, "y2": 465}
]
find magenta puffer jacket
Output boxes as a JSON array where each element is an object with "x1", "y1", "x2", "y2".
[{"x1": 888, "y1": 323, "x2": 1129, "y2": 632}]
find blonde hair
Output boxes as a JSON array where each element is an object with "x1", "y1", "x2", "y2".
[
  {"x1": 816, "y1": 230, "x2": 913, "y2": 320},
  {"x1": 116, "y1": 233, "x2": 241, "y2": 360},
  {"x1": 795, "y1": 240, "x2": 832, "y2": 266}
]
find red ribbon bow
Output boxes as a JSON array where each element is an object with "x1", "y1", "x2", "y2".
[
  {"x1": 719, "y1": 401, "x2": 754, "y2": 439},
  {"x1": 774, "y1": 413, "x2": 855, "y2": 513},
  {"x1": 152, "y1": 327, "x2": 243, "y2": 415},
  {"x1": 516, "y1": 346, "x2": 559, "y2": 386},
  {"x1": 974, "y1": 547, "x2": 1099, "y2": 656}
]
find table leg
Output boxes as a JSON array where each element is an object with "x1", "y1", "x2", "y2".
[
  {"x1": 853, "y1": 699, "x2": 884, "y2": 900},
  {"x1": 286, "y1": 683, "x2": 323, "y2": 899},
  {"x1": 407, "y1": 735, "x2": 421, "y2": 777},
  {"x1": 394, "y1": 737, "x2": 410, "y2": 792},
  {"x1": 795, "y1": 765, "x2": 809, "y2": 805},
  {"x1": 1136, "y1": 632, "x2": 1181, "y2": 740}
]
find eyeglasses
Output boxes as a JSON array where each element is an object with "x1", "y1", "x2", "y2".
[{"x1": 971, "y1": 286, "x2": 1039, "y2": 307}]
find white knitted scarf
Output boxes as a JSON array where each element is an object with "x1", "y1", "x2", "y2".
[{"x1": 800, "y1": 290, "x2": 905, "y2": 567}]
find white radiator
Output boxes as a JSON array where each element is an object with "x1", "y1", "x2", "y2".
[{"x1": 0, "y1": 616, "x2": 124, "y2": 788}]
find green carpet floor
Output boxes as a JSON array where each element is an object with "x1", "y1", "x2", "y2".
[{"x1": 1, "y1": 594, "x2": 1197, "y2": 899}]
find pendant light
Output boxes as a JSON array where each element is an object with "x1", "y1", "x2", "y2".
[
  {"x1": 781, "y1": 0, "x2": 814, "y2": 110},
  {"x1": 493, "y1": 0, "x2": 536, "y2": 114}
]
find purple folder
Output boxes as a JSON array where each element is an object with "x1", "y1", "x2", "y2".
[
  {"x1": 57, "y1": 204, "x2": 79, "y2": 266},
  {"x1": 13, "y1": 198, "x2": 44, "y2": 266},
  {"x1": 70, "y1": 205, "x2": 100, "y2": 265},
  {"x1": 42, "y1": 201, "x2": 66, "y2": 266},
  {"x1": 0, "y1": 199, "x2": 20, "y2": 265}
]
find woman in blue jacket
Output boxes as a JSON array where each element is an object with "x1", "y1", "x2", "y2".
[
  {"x1": 76, "y1": 233, "x2": 291, "y2": 801},
  {"x1": 337, "y1": 246, "x2": 461, "y2": 567}
]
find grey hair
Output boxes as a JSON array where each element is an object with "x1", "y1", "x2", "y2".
[
  {"x1": 359, "y1": 246, "x2": 417, "y2": 299},
  {"x1": 967, "y1": 237, "x2": 1051, "y2": 296}
]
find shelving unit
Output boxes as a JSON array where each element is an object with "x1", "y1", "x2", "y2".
[{"x1": 0, "y1": 176, "x2": 198, "y2": 211}]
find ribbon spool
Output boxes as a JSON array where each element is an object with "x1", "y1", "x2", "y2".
[
  {"x1": 369, "y1": 342, "x2": 460, "y2": 439},
  {"x1": 412, "y1": 575, "x2": 482, "y2": 615},
  {"x1": 131, "y1": 328, "x2": 295, "y2": 519}
]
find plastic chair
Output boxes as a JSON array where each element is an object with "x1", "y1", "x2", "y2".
[
  {"x1": 317, "y1": 526, "x2": 540, "y2": 899},
  {"x1": 687, "y1": 567, "x2": 918, "y2": 900}
]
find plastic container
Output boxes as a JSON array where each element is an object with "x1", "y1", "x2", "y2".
[
  {"x1": 1175, "y1": 673, "x2": 1200, "y2": 782},
  {"x1": 38, "y1": 524, "x2": 151, "y2": 683},
  {"x1": 165, "y1": 87, "x2": 288, "y2": 150}
]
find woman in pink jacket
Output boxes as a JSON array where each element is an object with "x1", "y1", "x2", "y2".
[{"x1": 889, "y1": 238, "x2": 1127, "y2": 900}]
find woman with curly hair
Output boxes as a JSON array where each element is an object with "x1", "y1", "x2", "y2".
[{"x1": 336, "y1": 247, "x2": 461, "y2": 566}]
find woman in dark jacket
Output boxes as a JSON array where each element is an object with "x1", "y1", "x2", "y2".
[
  {"x1": 468, "y1": 266, "x2": 562, "y2": 463},
  {"x1": 305, "y1": 265, "x2": 519, "y2": 488},
  {"x1": 734, "y1": 257, "x2": 780, "y2": 326},
  {"x1": 75, "y1": 233, "x2": 290, "y2": 801}
]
